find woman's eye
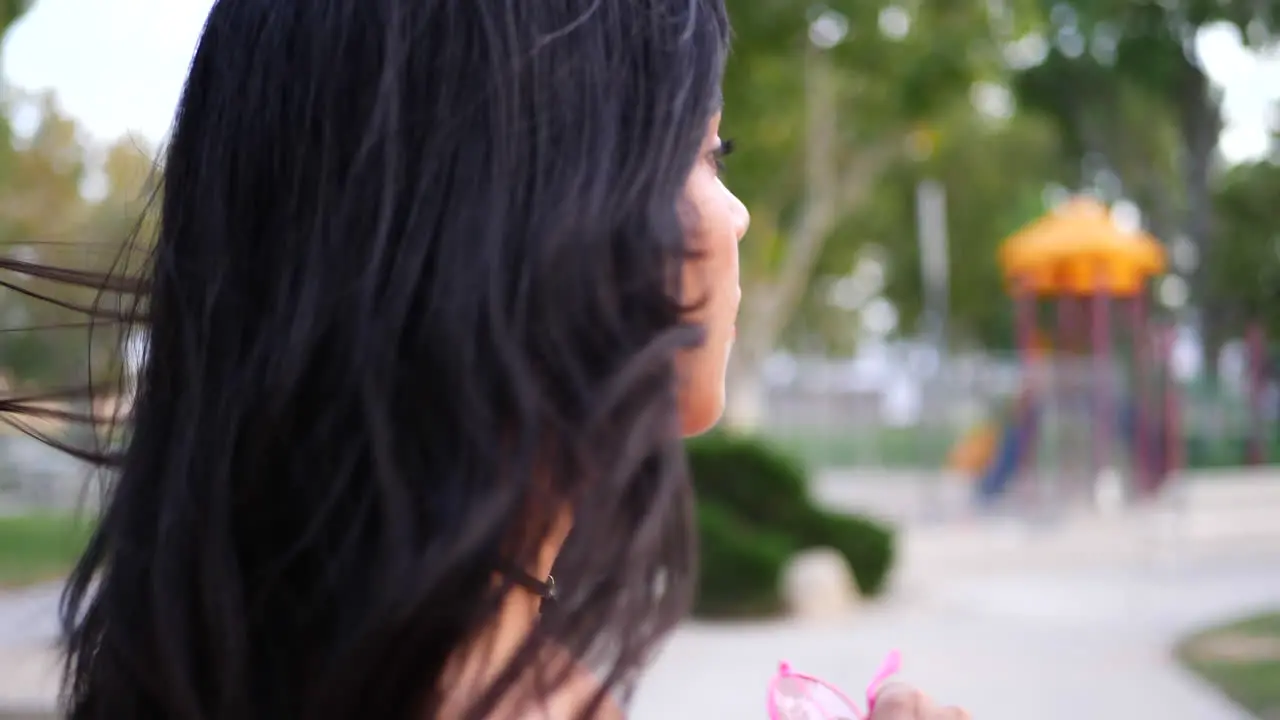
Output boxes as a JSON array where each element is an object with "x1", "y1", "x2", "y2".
[{"x1": 710, "y1": 138, "x2": 735, "y2": 174}]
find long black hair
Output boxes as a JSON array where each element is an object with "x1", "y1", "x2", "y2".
[{"x1": 3, "y1": 1, "x2": 732, "y2": 718}]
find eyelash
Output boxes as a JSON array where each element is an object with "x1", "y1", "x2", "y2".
[{"x1": 711, "y1": 138, "x2": 735, "y2": 174}]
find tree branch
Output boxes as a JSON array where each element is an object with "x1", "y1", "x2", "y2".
[
  {"x1": 741, "y1": 138, "x2": 901, "y2": 354},
  {"x1": 736, "y1": 42, "x2": 905, "y2": 360}
]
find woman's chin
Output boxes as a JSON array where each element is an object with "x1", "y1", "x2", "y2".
[{"x1": 678, "y1": 388, "x2": 726, "y2": 438}]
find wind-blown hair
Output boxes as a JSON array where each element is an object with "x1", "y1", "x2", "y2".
[{"x1": 5, "y1": 1, "x2": 732, "y2": 718}]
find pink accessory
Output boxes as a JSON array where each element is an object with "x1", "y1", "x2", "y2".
[{"x1": 765, "y1": 650, "x2": 902, "y2": 720}]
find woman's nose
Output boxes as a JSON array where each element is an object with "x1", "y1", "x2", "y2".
[{"x1": 731, "y1": 193, "x2": 750, "y2": 241}]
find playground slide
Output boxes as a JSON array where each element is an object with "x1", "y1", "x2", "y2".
[
  {"x1": 946, "y1": 423, "x2": 998, "y2": 476},
  {"x1": 970, "y1": 400, "x2": 1169, "y2": 502},
  {"x1": 974, "y1": 421, "x2": 1024, "y2": 503}
]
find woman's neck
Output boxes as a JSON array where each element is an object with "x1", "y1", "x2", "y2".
[{"x1": 441, "y1": 523, "x2": 588, "y2": 718}]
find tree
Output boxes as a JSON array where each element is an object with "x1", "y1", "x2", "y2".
[
  {"x1": 0, "y1": 91, "x2": 156, "y2": 389},
  {"x1": 869, "y1": 105, "x2": 1067, "y2": 350},
  {"x1": 0, "y1": 0, "x2": 33, "y2": 183},
  {"x1": 1012, "y1": 0, "x2": 1280, "y2": 370},
  {"x1": 1207, "y1": 160, "x2": 1280, "y2": 339},
  {"x1": 720, "y1": 0, "x2": 1040, "y2": 424},
  {"x1": 89, "y1": 132, "x2": 160, "y2": 278},
  {"x1": 0, "y1": 90, "x2": 92, "y2": 388},
  {"x1": 0, "y1": 0, "x2": 29, "y2": 31}
]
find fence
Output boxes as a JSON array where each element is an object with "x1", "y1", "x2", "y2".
[
  {"x1": 757, "y1": 350, "x2": 1277, "y2": 482},
  {"x1": 0, "y1": 349, "x2": 1275, "y2": 513},
  {"x1": 0, "y1": 434, "x2": 97, "y2": 513}
]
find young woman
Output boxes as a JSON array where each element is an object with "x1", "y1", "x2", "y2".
[{"x1": 10, "y1": 1, "x2": 967, "y2": 718}]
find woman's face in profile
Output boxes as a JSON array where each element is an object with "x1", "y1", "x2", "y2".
[{"x1": 679, "y1": 112, "x2": 750, "y2": 436}]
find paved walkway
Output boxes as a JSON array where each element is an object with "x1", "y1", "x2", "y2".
[
  {"x1": 5, "y1": 558, "x2": 1277, "y2": 719},
  {"x1": 0, "y1": 583, "x2": 62, "y2": 714},
  {"x1": 633, "y1": 556, "x2": 1280, "y2": 720},
  {"x1": 0, "y1": 584, "x2": 60, "y2": 648},
  {"x1": 638, "y1": 470, "x2": 1280, "y2": 719}
]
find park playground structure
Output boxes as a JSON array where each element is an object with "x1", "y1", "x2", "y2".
[{"x1": 947, "y1": 197, "x2": 1273, "y2": 510}]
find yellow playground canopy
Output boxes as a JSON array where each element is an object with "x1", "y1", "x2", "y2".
[{"x1": 997, "y1": 197, "x2": 1167, "y2": 297}]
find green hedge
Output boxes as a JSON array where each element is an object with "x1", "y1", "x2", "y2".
[
  {"x1": 688, "y1": 432, "x2": 814, "y2": 530},
  {"x1": 810, "y1": 511, "x2": 895, "y2": 597},
  {"x1": 694, "y1": 503, "x2": 790, "y2": 618},
  {"x1": 688, "y1": 432, "x2": 896, "y2": 618}
]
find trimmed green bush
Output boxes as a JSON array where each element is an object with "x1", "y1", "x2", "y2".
[
  {"x1": 687, "y1": 431, "x2": 896, "y2": 617},
  {"x1": 687, "y1": 431, "x2": 813, "y2": 530},
  {"x1": 813, "y1": 511, "x2": 894, "y2": 597},
  {"x1": 694, "y1": 502, "x2": 791, "y2": 618}
]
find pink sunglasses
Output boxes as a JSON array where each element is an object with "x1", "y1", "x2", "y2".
[{"x1": 765, "y1": 650, "x2": 902, "y2": 720}]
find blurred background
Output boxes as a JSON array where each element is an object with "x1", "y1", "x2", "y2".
[{"x1": 0, "y1": 1, "x2": 1279, "y2": 718}]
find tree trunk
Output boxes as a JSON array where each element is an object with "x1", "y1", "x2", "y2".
[
  {"x1": 1178, "y1": 65, "x2": 1223, "y2": 382},
  {"x1": 721, "y1": 44, "x2": 900, "y2": 427}
]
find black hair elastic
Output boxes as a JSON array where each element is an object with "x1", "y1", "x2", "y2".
[{"x1": 499, "y1": 564, "x2": 557, "y2": 613}]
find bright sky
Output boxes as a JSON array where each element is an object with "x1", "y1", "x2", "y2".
[{"x1": 1, "y1": 0, "x2": 1277, "y2": 163}]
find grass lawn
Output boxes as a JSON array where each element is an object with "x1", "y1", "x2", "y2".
[
  {"x1": 1177, "y1": 611, "x2": 1280, "y2": 719},
  {"x1": 766, "y1": 426, "x2": 956, "y2": 470},
  {"x1": 762, "y1": 424, "x2": 1280, "y2": 474},
  {"x1": 0, "y1": 513, "x2": 93, "y2": 588}
]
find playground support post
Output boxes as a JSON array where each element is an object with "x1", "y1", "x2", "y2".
[
  {"x1": 1013, "y1": 277, "x2": 1039, "y2": 513},
  {"x1": 1161, "y1": 324, "x2": 1183, "y2": 484},
  {"x1": 1091, "y1": 268, "x2": 1113, "y2": 487},
  {"x1": 1053, "y1": 297, "x2": 1071, "y2": 499},
  {"x1": 1056, "y1": 294, "x2": 1082, "y2": 351},
  {"x1": 1248, "y1": 322, "x2": 1266, "y2": 466},
  {"x1": 1130, "y1": 292, "x2": 1149, "y2": 496}
]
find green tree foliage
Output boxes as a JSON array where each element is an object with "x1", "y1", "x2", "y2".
[
  {"x1": 723, "y1": 0, "x2": 1009, "y2": 286},
  {"x1": 1012, "y1": 0, "x2": 1279, "y2": 366},
  {"x1": 0, "y1": 90, "x2": 156, "y2": 390},
  {"x1": 688, "y1": 432, "x2": 896, "y2": 617},
  {"x1": 1207, "y1": 160, "x2": 1280, "y2": 338},
  {"x1": 804, "y1": 98, "x2": 1068, "y2": 350},
  {"x1": 0, "y1": 0, "x2": 32, "y2": 181},
  {"x1": 0, "y1": 91, "x2": 93, "y2": 389},
  {"x1": 719, "y1": 0, "x2": 1045, "y2": 419},
  {"x1": 720, "y1": 0, "x2": 1278, "y2": 364}
]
